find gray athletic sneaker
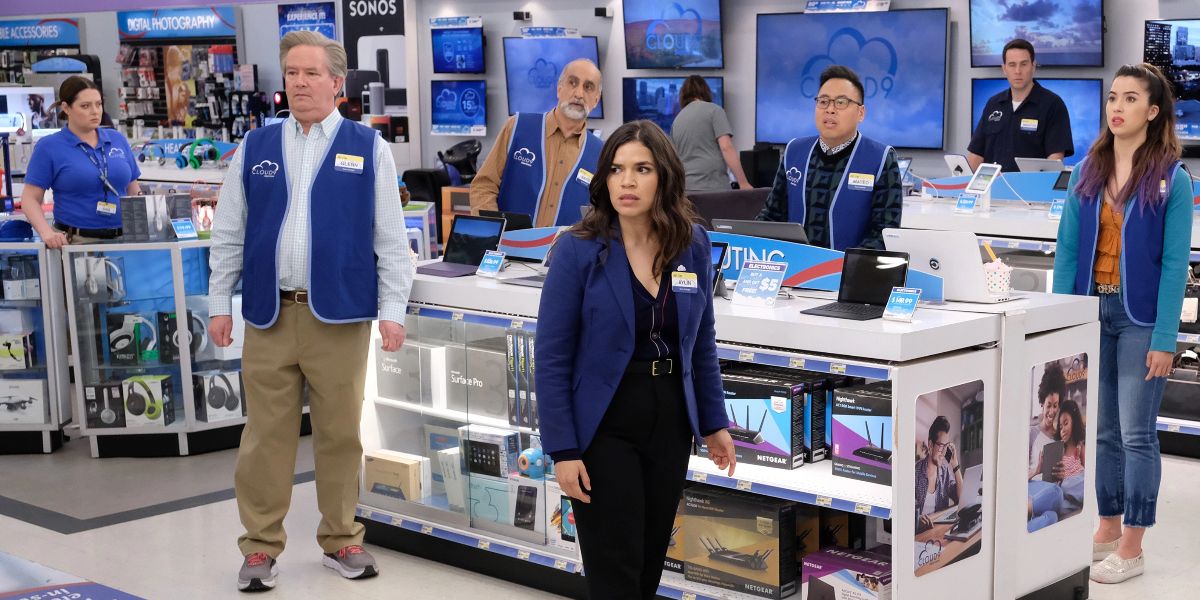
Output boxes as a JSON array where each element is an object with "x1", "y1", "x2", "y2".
[
  {"x1": 322, "y1": 545, "x2": 379, "y2": 579},
  {"x1": 238, "y1": 552, "x2": 278, "y2": 592}
]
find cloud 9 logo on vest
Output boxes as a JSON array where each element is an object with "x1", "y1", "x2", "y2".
[
  {"x1": 786, "y1": 166, "x2": 803, "y2": 186},
  {"x1": 251, "y1": 160, "x2": 280, "y2": 178},
  {"x1": 513, "y1": 148, "x2": 536, "y2": 167}
]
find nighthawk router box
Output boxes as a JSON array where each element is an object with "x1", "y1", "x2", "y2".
[
  {"x1": 682, "y1": 486, "x2": 797, "y2": 599},
  {"x1": 698, "y1": 371, "x2": 808, "y2": 470},
  {"x1": 664, "y1": 494, "x2": 687, "y2": 573},
  {"x1": 802, "y1": 545, "x2": 892, "y2": 600},
  {"x1": 724, "y1": 365, "x2": 832, "y2": 463},
  {"x1": 832, "y1": 382, "x2": 893, "y2": 485}
]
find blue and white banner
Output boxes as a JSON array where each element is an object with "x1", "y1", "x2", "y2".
[
  {"x1": 732, "y1": 261, "x2": 787, "y2": 307},
  {"x1": 804, "y1": 0, "x2": 892, "y2": 12},
  {"x1": 498, "y1": 227, "x2": 561, "y2": 262},
  {"x1": 118, "y1": 7, "x2": 237, "y2": 41},
  {"x1": 278, "y1": 2, "x2": 336, "y2": 39},
  {"x1": 430, "y1": 16, "x2": 482, "y2": 29},
  {"x1": 709, "y1": 232, "x2": 844, "y2": 292},
  {"x1": 520, "y1": 27, "x2": 579, "y2": 38},
  {"x1": 141, "y1": 138, "x2": 238, "y2": 162},
  {"x1": 0, "y1": 18, "x2": 79, "y2": 47}
]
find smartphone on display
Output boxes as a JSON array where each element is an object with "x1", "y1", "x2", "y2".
[
  {"x1": 1041, "y1": 441, "x2": 1065, "y2": 482},
  {"x1": 514, "y1": 485, "x2": 538, "y2": 530},
  {"x1": 559, "y1": 496, "x2": 576, "y2": 542},
  {"x1": 944, "y1": 443, "x2": 954, "y2": 463}
]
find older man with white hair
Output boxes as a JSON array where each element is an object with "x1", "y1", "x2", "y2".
[
  {"x1": 208, "y1": 30, "x2": 412, "y2": 592},
  {"x1": 470, "y1": 58, "x2": 604, "y2": 227}
]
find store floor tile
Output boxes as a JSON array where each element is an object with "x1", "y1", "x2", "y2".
[{"x1": 0, "y1": 435, "x2": 314, "y2": 532}]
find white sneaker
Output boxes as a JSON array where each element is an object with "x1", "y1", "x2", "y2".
[
  {"x1": 1092, "y1": 537, "x2": 1120, "y2": 562},
  {"x1": 1090, "y1": 552, "x2": 1144, "y2": 584}
]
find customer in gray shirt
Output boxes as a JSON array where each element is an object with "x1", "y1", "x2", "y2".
[{"x1": 670, "y1": 75, "x2": 752, "y2": 192}]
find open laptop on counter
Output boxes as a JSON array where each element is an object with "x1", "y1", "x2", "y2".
[
  {"x1": 882, "y1": 228, "x2": 1018, "y2": 303},
  {"x1": 415, "y1": 215, "x2": 506, "y2": 278},
  {"x1": 800, "y1": 248, "x2": 910, "y2": 321}
]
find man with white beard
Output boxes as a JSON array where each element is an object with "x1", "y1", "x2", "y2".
[{"x1": 470, "y1": 59, "x2": 604, "y2": 227}]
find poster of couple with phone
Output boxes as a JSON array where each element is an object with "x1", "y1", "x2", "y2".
[{"x1": 1027, "y1": 353, "x2": 1089, "y2": 533}]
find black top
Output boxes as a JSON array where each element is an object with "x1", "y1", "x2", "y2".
[
  {"x1": 967, "y1": 81, "x2": 1074, "y2": 173},
  {"x1": 630, "y1": 264, "x2": 680, "y2": 361}
]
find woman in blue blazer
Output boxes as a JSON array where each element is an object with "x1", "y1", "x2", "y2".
[
  {"x1": 1053, "y1": 63, "x2": 1191, "y2": 585},
  {"x1": 536, "y1": 120, "x2": 736, "y2": 599}
]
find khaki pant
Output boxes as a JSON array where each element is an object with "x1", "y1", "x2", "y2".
[{"x1": 235, "y1": 299, "x2": 371, "y2": 557}]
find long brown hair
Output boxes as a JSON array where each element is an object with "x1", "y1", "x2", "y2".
[
  {"x1": 1074, "y1": 63, "x2": 1181, "y2": 210},
  {"x1": 574, "y1": 120, "x2": 698, "y2": 276},
  {"x1": 679, "y1": 75, "x2": 712, "y2": 108}
]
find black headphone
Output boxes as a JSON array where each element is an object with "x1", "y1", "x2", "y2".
[
  {"x1": 125, "y1": 380, "x2": 162, "y2": 420},
  {"x1": 171, "y1": 312, "x2": 209, "y2": 356},
  {"x1": 207, "y1": 373, "x2": 239, "y2": 411}
]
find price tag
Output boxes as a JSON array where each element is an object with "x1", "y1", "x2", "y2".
[
  {"x1": 391, "y1": 516, "x2": 404, "y2": 527},
  {"x1": 476, "y1": 250, "x2": 506, "y2": 277},
  {"x1": 452, "y1": 312, "x2": 464, "y2": 321},
  {"x1": 421, "y1": 524, "x2": 433, "y2": 535},
  {"x1": 738, "y1": 350, "x2": 756, "y2": 362},
  {"x1": 683, "y1": 594, "x2": 698, "y2": 600},
  {"x1": 816, "y1": 496, "x2": 833, "y2": 507},
  {"x1": 511, "y1": 320, "x2": 524, "y2": 329},
  {"x1": 692, "y1": 472, "x2": 708, "y2": 483},
  {"x1": 789, "y1": 357, "x2": 806, "y2": 369},
  {"x1": 477, "y1": 539, "x2": 491, "y2": 550},
  {"x1": 1048, "y1": 198, "x2": 1065, "y2": 221},
  {"x1": 955, "y1": 193, "x2": 978, "y2": 214},
  {"x1": 408, "y1": 306, "x2": 421, "y2": 315},
  {"x1": 830, "y1": 363, "x2": 847, "y2": 375},
  {"x1": 736, "y1": 480, "x2": 753, "y2": 491},
  {"x1": 170, "y1": 218, "x2": 198, "y2": 240},
  {"x1": 732, "y1": 260, "x2": 788, "y2": 308},
  {"x1": 883, "y1": 287, "x2": 922, "y2": 323},
  {"x1": 517, "y1": 550, "x2": 531, "y2": 560},
  {"x1": 553, "y1": 559, "x2": 568, "y2": 570},
  {"x1": 1168, "y1": 424, "x2": 1181, "y2": 433},
  {"x1": 855, "y1": 503, "x2": 873, "y2": 515}
]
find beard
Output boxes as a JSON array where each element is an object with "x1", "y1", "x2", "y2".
[{"x1": 558, "y1": 101, "x2": 588, "y2": 120}]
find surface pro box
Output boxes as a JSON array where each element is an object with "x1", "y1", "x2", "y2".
[
  {"x1": 376, "y1": 339, "x2": 446, "y2": 406},
  {"x1": 682, "y1": 486, "x2": 797, "y2": 599},
  {"x1": 0, "y1": 378, "x2": 47, "y2": 424},
  {"x1": 831, "y1": 382, "x2": 893, "y2": 485},
  {"x1": 699, "y1": 372, "x2": 806, "y2": 470},
  {"x1": 444, "y1": 336, "x2": 508, "y2": 420},
  {"x1": 363, "y1": 449, "x2": 432, "y2": 501},
  {"x1": 802, "y1": 546, "x2": 892, "y2": 600}
]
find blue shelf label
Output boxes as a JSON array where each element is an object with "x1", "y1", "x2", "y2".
[
  {"x1": 955, "y1": 193, "x2": 978, "y2": 214},
  {"x1": 883, "y1": 287, "x2": 921, "y2": 322},
  {"x1": 476, "y1": 250, "x2": 505, "y2": 277}
]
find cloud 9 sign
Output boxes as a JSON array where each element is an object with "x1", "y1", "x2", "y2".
[{"x1": 118, "y1": 7, "x2": 237, "y2": 40}]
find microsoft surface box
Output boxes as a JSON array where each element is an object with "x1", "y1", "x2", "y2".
[
  {"x1": 416, "y1": 215, "x2": 506, "y2": 278},
  {"x1": 801, "y1": 249, "x2": 910, "y2": 321},
  {"x1": 882, "y1": 228, "x2": 1017, "y2": 303}
]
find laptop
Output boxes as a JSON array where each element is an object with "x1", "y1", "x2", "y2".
[
  {"x1": 881, "y1": 228, "x2": 1016, "y2": 303},
  {"x1": 944, "y1": 154, "x2": 973, "y2": 177},
  {"x1": 1015, "y1": 157, "x2": 1064, "y2": 173},
  {"x1": 711, "y1": 241, "x2": 729, "y2": 296},
  {"x1": 934, "y1": 463, "x2": 984, "y2": 524},
  {"x1": 710, "y1": 219, "x2": 809, "y2": 244},
  {"x1": 416, "y1": 215, "x2": 506, "y2": 278},
  {"x1": 479, "y1": 210, "x2": 532, "y2": 231},
  {"x1": 501, "y1": 230, "x2": 565, "y2": 288},
  {"x1": 800, "y1": 248, "x2": 910, "y2": 321}
]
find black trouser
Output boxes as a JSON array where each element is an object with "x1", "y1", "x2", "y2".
[{"x1": 571, "y1": 369, "x2": 693, "y2": 600}]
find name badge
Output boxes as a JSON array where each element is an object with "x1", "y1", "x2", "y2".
[
  {"x1": 671, "y1": 271, "x2": 699, "y2": 294},
  {"x1": 1020, "y1": 118, "x2": 1039, "y2": 132},
  {"x1": 576, "y1": 168, "x2": 593, "y2": 186},
  {"x1": 333, "y1": 153, "x2": 365, "y2": 174},
  {"x1": 847, "y1": 172, "x2": 874, "y2": 191},
  {"x1": 96, "y1": 201, "x2": 117, "y2": 216},
  {"x1": 1160, "y1": 179, "x2": 1168, "y2": 196}
]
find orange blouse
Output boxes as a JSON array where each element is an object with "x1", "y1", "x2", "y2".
[{"x1": 1094, "y1": 202, "x2": 1123, "y2": 286}]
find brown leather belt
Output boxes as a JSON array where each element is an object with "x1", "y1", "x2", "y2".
[{"x1": 280, "y1": 289, "x2": 309, "y2": 304}]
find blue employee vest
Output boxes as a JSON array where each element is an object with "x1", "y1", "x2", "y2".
[
  {"x1": 783, "y1": 135, "x2": 890, "y2": 251},
  {"x1": 1072, "y1": 160, "x2": 1185, "y2": 326},
  {"x1": 240, "y1": 121, "x2": 379, "y2": 328},
  {"x1": 496, "y1": 113, "x2": 602, "y2": 226}
]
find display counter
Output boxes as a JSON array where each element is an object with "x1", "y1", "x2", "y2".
[{"x1": 356, "y1": 271, "x2": 1099, "y2": 600}]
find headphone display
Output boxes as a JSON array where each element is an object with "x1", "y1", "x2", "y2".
[
  {"x1": 109, "y1": 315, "x2": 157, "y2": 354},
  {"x1": 82, "y1": 257, "x2": 125, "y2": 300},
  {"x1": 100, "y1": 393, "x2": 117, "y2": 425},
  {"x1": 125, "y1": 379, "x2": 162, "y2": 420},
  {"x1": 175, "y1": 138, "x2": 219, "y2": 170},
  {"x1": 136, "y1": 143, "x2": 167, "y2": 166},
  {"x1": 173, "y1": 312, "x2": 210, "y2": 355},
  {"x1": 207, "y1": 373, "x2": 240, "y2": 411}
]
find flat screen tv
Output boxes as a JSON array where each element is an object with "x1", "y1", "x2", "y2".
[
  {"x1": 623, "y1": 0, "x2": 724, "y2": 69},
  {"x1": 971, "y1": 78, "x2": 1102, "y2": 166},
  {"x1": 1144, "y1": 19, "x2": 1200, "y2": 143},
  {"x1": 502, "y1": 36, "x2": 603, "y2": 118},
  {"x1": 431, "y1": 80, "x2": 486, "y2": 137},
  {"x1": 969, "y1": 0, "x2": 1104, "y2": 67},
  {"x1": 431, "y1": 27, "x2": 485, "y2": 74},
  {"x1": 755, "y1": 9, "x2": 948, "y2": 149},
  {"x1": 622, "y1": 76, "x2": 723, "y2": 134}
]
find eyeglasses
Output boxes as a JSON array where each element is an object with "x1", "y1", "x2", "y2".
[{"x1": 815, "y1": 96, "x2": 863, "y2": 110}]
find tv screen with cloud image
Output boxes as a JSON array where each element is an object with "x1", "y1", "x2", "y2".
[
  {"x1": 431, "y1": 27, "x2": 485, "y2": 74},
  {"x1": 755, "y1": 9, "x2": 948, "y2": 149},
  {"x1": 623, "y1": 0, "x2": 724, "y2": 69},
  {"x1": 971, "y1": 78, "x2": 1102, "y2": 166},
  {"x1": 502, "y1": 36, "x2": 603, "y2": 118},
  {"x1": 969, "y1": 0, "x2": 1103, "y2": 67},
  {"x1": 622, "y1": 77, "x2": 723, "y2": 135},
  {"x1": 1144, "y1": 20, "x2": 1200, "y2": 143},
  {"x1": 431, "y1": 80, "x2": 486, "y2": 137}
]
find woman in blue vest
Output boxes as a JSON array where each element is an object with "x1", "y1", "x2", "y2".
[
  {"x1": 21, "y1": 76, "x2": 141, "y2": 247},
  {"x1": 1053, "y1": 63, "x2": 1191, "y2": 585},
  {"x1": 536, "y1": 120, "x2": 736, "y2": 599}
]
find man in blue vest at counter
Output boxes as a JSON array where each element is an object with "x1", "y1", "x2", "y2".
[
  {"x1": 756, "y1": 65, "x2": 902, "y2": 251},
  {"x1": 967, "y1": 39, "x2": 1073, "y2": 173},
  {"x1": 469, "y1": 58, "x2": 604, "y2": 227},
  {"x1": 208, "y1": 31, "x2": 413, "y2": 592}
]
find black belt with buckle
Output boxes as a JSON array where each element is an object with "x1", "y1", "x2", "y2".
[
  {"x1": 54, "y1": 222, "x2": 123, "y2": 239},
  {"x1": 280, "y1": 289, "x2": 309, "y2": 304},
  {"x1": 626, "y1": 358, "x2": 675, "y2": 376}
]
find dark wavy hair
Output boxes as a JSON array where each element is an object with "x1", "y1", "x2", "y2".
[
  {"x1": 573, "y1": 120, "x2": 698, "y2": 277},
  {"x1": 1057, "y1": 398, "x2": 1085, "y2": 445},
  {"x1": 1037, "y1": 362, "x2": 1067, "y2": 406},
  {"x1": 679, "y1": 75, "x2": 712, "y2": 108},
  {"x1": 1073, "y1": 63, "x2": 1181, "y2": 211}
]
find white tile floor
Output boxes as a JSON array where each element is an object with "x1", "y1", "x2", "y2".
[{"x1": 0, "y1": 453, "x2": 1196, "y2": 599}]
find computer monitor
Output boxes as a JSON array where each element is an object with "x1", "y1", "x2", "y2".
[
  {"x1": 622, "y1": 0, "x2": 724, "y2": 69},
  {"x1": 710, "y1": 219, "x2": 809, "y2": 245},
  {"x1": 970, "y1": 0, "x2": 1103, "y2": 67},
  {"x1": 431, "y1": 26, "x2": 485, "y2": 74},
  {"x1": 1052, "y1": 169, "x2": 1072, "y2": 191},
  {"x1": 443, "y1": 215, "x2": 506, "y2": 266},
  {"x1": 430, "y1": 80, "x2": 486, "y2": 136},
  {"x1": 838, "y1": 248, "x2": 910, "y2": 306},
  {"x1": 1144, "y1": 20, "x2": 1200, "y2": 144},
  {"x1": 480, "y1": 210, "x2": 532, "y2": 231},
  {"x1": 502, "y1": 36, "x2": 603, "y2": 118},
  {"x1": 971, "y1": 78, "x2": 1102, "y2": 166},
  {"x1": 621, "y1": 76, "x2": 724, "y2": 135}
]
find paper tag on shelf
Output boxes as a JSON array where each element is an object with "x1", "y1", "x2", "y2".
[
  {"x1": 1168, "y1": 424, "x2": 1181, "y2": 433},
  {"x1": 855, "y1": 503, "x2": 873, "y2": 515},
  {"x1": 511, "y1": 319, "x2": 524, "y2": 329},
  {"x1": 692, "y1": 472, "x2": 708, "y2": 483},
  {"x1": 477, "y1": 540, "x2": 490, "y2": 550},
  {"x1": 738, "y1": 350, "x2": 755, "y2": 362},
  {"x1": 452, "y1": 312, "x2": 464, "y2": 321},
  {"x1": 816, "y1": 496, "x2": 833, "y2": 507},
  {"x1": 517, "y1": 550, "x2": 531, "y2": 561},
  {"x1": 789, "y1": 357, "x2": 806, "y2": 369},
  {"x1": 553, "y1": 559, "x2": 568, "y2": 570},
  {"x1": 391, "y1": 516, "x2": 404, "y2": 527},
  {"x1": 421, "y1": 524, "x2": 433, "y2": 535},
  {"x1": 408, "y1": 306, "x2": 421, "y2": 315},
  {"x1": 830, "y1": 363, "x2": 847, "y2": 375},
  {"x1": 736, "y1": 480, "x2": 753, "y2": 491},
  {"x1": 682, "y1": 594, "x2": 697, "y2": 600}
]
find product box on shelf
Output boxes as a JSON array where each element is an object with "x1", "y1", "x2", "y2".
[
  {"x1": 698, "y1": 371, "x2": 808, "y2": 470},
  {"x1": 801, "y1": 545, "x2": 892, "y2": 600},
  {"x1": 545, "y1": 479, "x2": 578, "y2": 555},
  {"x1": 73, "y1": 255, "x2": 125, "y2": 302},
  {"x1": 84, "y1": 382, "x2": 126, "y2": 428},
  {"x1": 664, "y1": 495, "x2": 687, "y2": 573},
  {"x1": 819, "y1": 508, "x2": 866, "y2": 552},
  {"x1": 423, "y1": 424, "x2": 460, "y2": 483},
  {"x1": 364, "y1": 449, "x2": 432, "y2": 501},
  {"x1": 831, "y1": 382, "x2": 893, "y2": 485},
  {"x1": 467, "y1": 473, "x2": 512, "y2": 527},
  {"x1": 0, "y1": 378, "x2": 47, "y2": 424},
  {"x1": 121, "y1": 375, "x2": 175, "y2": 427},
  {"x1": 515, "y1": 330, "x2": 532, "y2": 429},
  {"x1": 2, "y1": 255, "x2": 39, "y2": 300},
  {"x1": 526, "y1": 331, "x2": 538, "y2": 431},
  {"x1": 444, "y1": 336, "x2": 508, "y2": 420},
  {"x1": 436, "y1": 446, "x2": 467, "y2": 513},
  {"x1": 0, "y1": 332, "x2": 35, "y2": 370},
  {"x1": 0, "y1": 309, "x2": 34, "y2": 334},
  {"x1": 197, "y1": 297, "x2": 244, "y2": 362},
  {"x1": 505, "y1": 330, "x2": 520, "y2": 427},
  {"x1": 159, "y1": 309, "x2": 208, "y2": 363},
  {"x1": 795, "y1": 503, "x2": 821, "y2": 562},
  {"x1": 458, "y1": 424, "x2": 520, "y2": 478},
  {"x1": 728, "y1": 365, "x2": 833, "y2": 463},
  {"x1": 508, "y1": 477, "x2": 545, "y2": 537},
  {"x1": 377, "y1": 339, "x2": 446, "y2": 406},
  {"x1": 120, "y1": 195, "x2": 170, "y2": 242},
  {"x1": 193, "y1": 370, "x2": 244, "y2": 422},
  {"x1": 681, "y1": 486, "x2": 797, "y2": 599},
  {"x1": 106, "y1": 313, "x2": 157, "y2": 366}
]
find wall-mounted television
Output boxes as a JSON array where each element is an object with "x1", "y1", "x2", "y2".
[
  {"x1": 622, "y1": 76, "x2": 723, "y2": 134},
  {"x1": 502, "y1": 36, "x2": 603, "y2": 118},
  {"x1": 1144, "y1": 19, "x2": 1200, "y2": 143},
  {"x1": 969, "y1": 0, "x2": 1104, "y2": 68},
  {"x1": 431, "y1": 27, "x2": 485, "y2": 74},
  {"x1": 971, "y1": 78, "x2": 1102, "y2": 166},
  {"x1": 623, "y1": 0, "x2": 724, "y2": 69},
  {"x1": 431, "y1": 80, "x2": 486, "y2": 137},
  {"x1": 755, "y1": 9, "x2": 948, "y2": 149}
]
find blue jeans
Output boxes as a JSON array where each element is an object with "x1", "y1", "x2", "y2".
[{"x1": 1096, "y1": 292, "x2": 1168, "y2": 527}]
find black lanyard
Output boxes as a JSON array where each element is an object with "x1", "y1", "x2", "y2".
[{"x1": 78, "y1": 142, "x2": 120, "y2": 200}]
